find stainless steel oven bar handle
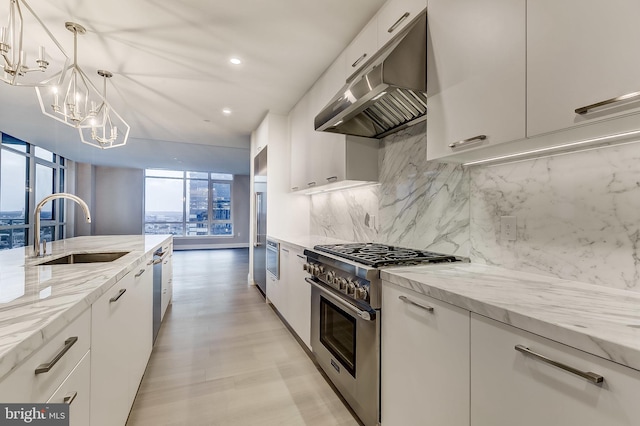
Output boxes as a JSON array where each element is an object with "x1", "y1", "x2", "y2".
[
  {"x1": 448, "y1": 135, "x2": 487, "y2": 149},
  {"x1": 399, "y1": 295, "x2": 434, "y2": 312},
  {"x1": 514, "y1": 344, "x2": 604, "y2": 384},
  {"x1": 305, "y1": 277, "x2": 376, "y2": 321},
  {"x1": 575, "y1": 90, "x2": 640, "y2": 115},
  {"x1": 254, "y1": 193, "x2": 262, "y2": 247}
]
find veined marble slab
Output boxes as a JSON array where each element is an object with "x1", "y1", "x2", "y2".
[
  {"x1": 0, "y1": 235, "x2": 171, "y2": 381},
  {"x1": 381, "y1": 263, "x2": 640, "y2": 372}
]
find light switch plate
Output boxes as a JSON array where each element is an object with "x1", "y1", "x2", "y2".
[{"x1": 500, "y1": 216, "x2": 517, "y2": 241}]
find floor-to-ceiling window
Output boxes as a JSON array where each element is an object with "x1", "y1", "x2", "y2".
[
  {"x1": 145, "y1": 170, "x2": 234, "y2": 237},
  {"x1": 0, "y1": 134, "x2": 66, "y2": 250}
]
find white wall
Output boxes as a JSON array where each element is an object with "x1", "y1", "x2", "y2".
[{"x1": 94, "y1": 166, "x2": 144, "y2": 235}]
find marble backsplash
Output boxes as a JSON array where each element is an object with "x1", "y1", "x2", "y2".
[
  {"x1": 310, "y1": 124, "x2": 471, "y2": 256},
  {"x1": 310, "y1": 123, "x2": 640, "y2": 292}
]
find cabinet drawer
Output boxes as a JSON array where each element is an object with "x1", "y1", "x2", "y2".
[
  {"x1": 377, "y1": 0, "x2": 426, "y2": 47},
  {"x1": 471, "y1": 313, "x2": 640, "y2": 426},
  {"x1": 47, "y1": 350, "x2": 90, "y2": 426},
  {"x1": 0, "y1": 308, "x2": 91, "y2": 402}
]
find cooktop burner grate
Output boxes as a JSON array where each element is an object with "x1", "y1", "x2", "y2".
[{"x1": 313, "y1": 243, "x2": 457, "y2": 267}]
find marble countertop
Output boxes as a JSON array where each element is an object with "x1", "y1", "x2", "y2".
[
  {"x1": 381, "y1": 263, "x2": 640, "y2": 371},
  {"x1": 266, "y1": 235, "x2": 351, "y2": 250},
  {"x1": 0, "y1": 235, "x2": 171, "y2": 381}
]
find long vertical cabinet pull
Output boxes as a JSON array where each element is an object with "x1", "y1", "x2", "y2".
[{"x1": 514, "y1": 345, "x2": 604, "y2": 384}]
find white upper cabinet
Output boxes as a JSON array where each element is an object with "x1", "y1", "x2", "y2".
[
  {"x1": 377, "y1": 0, "x2": 427, "y2": 48},
  {"x1": 426, "y1": 0, "x2": 526, "y2": 160},
  {"x1": 344, "y1": 20, "x2": 378, "y2": 80},
  {"x1": 527, "y1": 0, "x2": 640, "y2": 137},
  {"x1": 289, "y1": 93, "x2": 311, "y2": 191}
]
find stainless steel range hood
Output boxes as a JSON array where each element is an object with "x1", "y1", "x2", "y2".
[{"x1": 315, "y1": 11, "x2": 427, "y2": 139}]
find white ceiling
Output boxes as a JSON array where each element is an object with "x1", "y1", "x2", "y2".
[{"x1": 0, "y1": 0, "x2": 386, "y2": 174}]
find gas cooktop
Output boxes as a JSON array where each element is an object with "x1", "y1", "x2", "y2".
[{"x1": 313, "y1": 243, "x2": 458, "y2": 268}]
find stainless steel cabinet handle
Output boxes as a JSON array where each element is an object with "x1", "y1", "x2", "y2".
[
  {"x1": 307, "y1": 182, "x2": 317, "y2": 187},
  {"x1": 296, "y1": 254, "x2": 305, "y2": 259},
  {"x1": 35, "y1": 337, "x2": 78, "y2": 374},
  {"x1": 135, "y1": 269, "x2": 146, "y2": 277},
  {"x1": 291, "y1": 186, "x2": 299, "y2": 191},
  {"x1": 153, "y1": 259, "x2": 162, "y2": 265},
  {"x1": 109, "y1": 288, "x2": 127, "y2": 303},
  {"x1": 388, "y1": 12, "x2": 410, "y2": 33},
  {"x1": 449, "y1": 135, "x2": 487, "y2": 149},
  {"x1": 281, "y1": 248, "x2": 289, "y2": 253},
  {"x1": 575, "y1": 90, "x2": 640, "y2": 115},
  {"x1": 351, "y1": 53, "x2": 367, "y2": 68},
  {"x1": 326, "y1": 176, "x2": 338, "y2": 182},
  {"x1": 399, "y1": 295, "x2": 434, "y2": 312},
  {"x1": 63, "y1": 391, "x2": 78, "y2": 405},
  {"x1": 514, "y1": 344, "x2": 604, "y2": 384}
]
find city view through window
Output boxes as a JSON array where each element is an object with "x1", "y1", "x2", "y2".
[{"x1": 144, "y1": 170, "x2": 233, "y2": 237}]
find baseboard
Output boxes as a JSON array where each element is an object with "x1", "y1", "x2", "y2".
[{"x1": 173, "y1": 243, "x2": 249, "y2": 251}]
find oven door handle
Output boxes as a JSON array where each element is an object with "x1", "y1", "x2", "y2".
[{"x1": 305, "y1": 277, "x2": 376, "y2": 321}]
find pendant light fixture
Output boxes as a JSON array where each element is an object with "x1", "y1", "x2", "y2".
[
  {"x1": 0, "y1": 0, "x2": 69, "y2": 86},
  {"x1": 35, "y1": 21, "x2": 105, "y2": 128},
  {"x1": 78, "y1": 69, "x2": 130, "y2": 149}
]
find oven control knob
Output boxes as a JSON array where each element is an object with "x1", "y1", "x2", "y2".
[
  {"x1": 303, "y1": 263, "x2": 310, "y2": 272},
  {"x1": 326, "y1": 271, "x2": 336, "y2": 284},
  {"x1": 346, "y1": 281, "x2": 356, "y2": 295},
  {"x1": 337, "y1": 277, "x2": 348, "y2": 291},
  {"x1": 311, "y1": 265, "x2": 320, "y2": 276},
  {"x1": 354, "y1": 287, "x2": 368, "y2": 300}
]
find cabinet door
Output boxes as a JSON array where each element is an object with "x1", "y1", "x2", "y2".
[
  {"x1": 47, "y1": 350, "x2": 90, "y2": 426},
  {"x1": 471, "y1": 313, "x2": 640, "y2": 426},
  {"x1": 128, "y1": 264, "x2": 153, "y2": 402},
  {"x1": 345, "y1": 20, "x2": 377, "y2": 80},
  {"x1": 381, "y1": 283, "x2": 469, "y2": 426},
  {"x1": 289, "y1": 94, "x2": 310, "y2": 192},
  {"x1": 377, "y1": 0, "x2": 426, "y2": 47},
  {"x1": 527, "y1": 0, "x2": 640, "y2": 137},
  {"x1": 426, "y1": 0, "x2": 526, "y2": 160},
  {"x1": 161, "y1": 249, "x2": 173, "y2": 320},
  {"x1": 90, "y1": 275, "x2": 133, "y2": 426},
  {"x1": 286, "y1": 248, "x2": 311, "y2": 349},
  {"x1": 309, "y1": 54, "x2": 347, "y2": 186},
  {"x1": 267, "y1": 248, "x2": 287, "y2": 316}
]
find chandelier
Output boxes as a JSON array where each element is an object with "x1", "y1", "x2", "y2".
[
  {"x1": 78, "y1": 70, "x2": 130, "y2": 149},
  {"x1": 0, "y1": 0, "x2": 69, "y2": 86},
  {"x1": 35, "y1": 22, "x2": 105, "y2": 128}
]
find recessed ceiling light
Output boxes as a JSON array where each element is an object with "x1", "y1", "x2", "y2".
[
  {"x1": 229, "y1": 57, "x2": 242, "y2": 65},
  {"x1": 222, "y1": 108, "x2": 232, "y2": 115}
]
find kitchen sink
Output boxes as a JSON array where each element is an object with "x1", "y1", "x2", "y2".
[{"x1": 36, "y1": 251, "x2": 129, "y2": 266}]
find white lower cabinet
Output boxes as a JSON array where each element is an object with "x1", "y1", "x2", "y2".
[
  {"x1": 285, "y1": 246, "x2": 311, "y2": 349},
  {"x1": 160, "y1": 243, "x2": 173, "y2": 321},
  {"x1": 0, "y1": 308, "x2": 91, "y2": 404},
  {"x1": 91, "y1": 263, "x2": 153, "y2": 426},
  {"x1": 381, "y1": 283, "x2": 470, "y2": 426},
  {"x1": 268, "y1": 243, "x2": 311, "y2": 349},
  {"x1": 470, "y1": 313, "x2": 640, "y2": 426},
  {"x1": 47, "y1": 350, "x2": 91, "y2": 426}
]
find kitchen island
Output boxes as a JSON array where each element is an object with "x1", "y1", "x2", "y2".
[{"x1": 0, "y1": 235, "x2": 172, "y2": 425}]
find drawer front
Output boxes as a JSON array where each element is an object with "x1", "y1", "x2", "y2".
[
  {"x1": 471, "y1": 313, "x2": 640, "y2": 426},
  {"x1": 47, "y1": 350, "x2": 90, "y2": 426},
  {"x1": 0, "y1": 308, "x2": 91, "y2": 402}
]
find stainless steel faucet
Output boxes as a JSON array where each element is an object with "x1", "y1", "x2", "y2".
[{"x1": 33, "y1": 193, "x2": 91, "y2": 257}]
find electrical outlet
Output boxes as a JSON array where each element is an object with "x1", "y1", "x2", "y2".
[{"x1": 500, "y1": 216, "x2": 517, "y2": 241}]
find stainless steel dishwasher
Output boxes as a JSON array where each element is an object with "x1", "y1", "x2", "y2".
[{"x1": 152, "y1": 247, "x2": 163, "y2": 343}]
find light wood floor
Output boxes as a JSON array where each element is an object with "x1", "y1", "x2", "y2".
[{"x1": 126, "y1": 249, "x2": 360, "y2": 426}]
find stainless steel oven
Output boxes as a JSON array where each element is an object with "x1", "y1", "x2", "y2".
[
  {"x1": 266, "y1": 239, "x2": 279, "y2": 279},
  {"x1": 304, "y1": 243, "x2": 462, "y2": 426},
  {"x1": 309, "y1": 278, "x2": 379, "y2": 426}
]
